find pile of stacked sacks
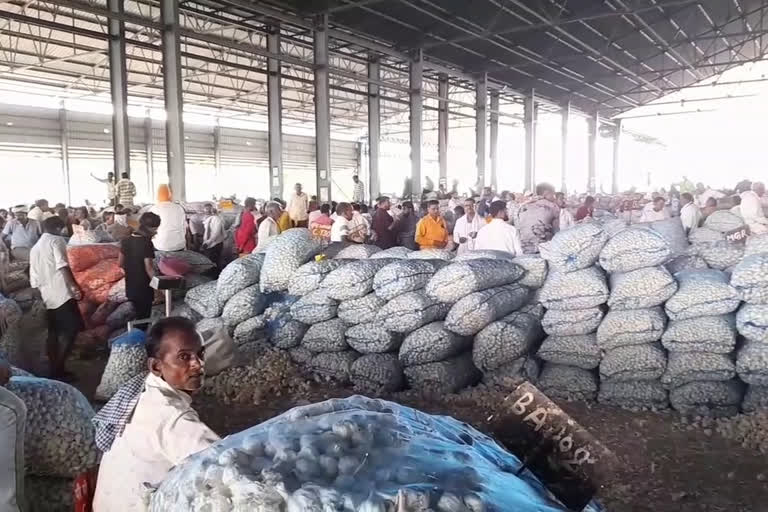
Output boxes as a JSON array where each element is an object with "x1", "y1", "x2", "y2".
[
  {"x1": 661, "y1": 268, "x2": 742, "y2": 416},
  {"x1": 176, "y1": 225, "x2": 768, "y2": 417},
  {"x1": 0, "y1": 294, "x2": 25, "y2": 366},
  {"x1": 0, "y1": 260, "x2": 40, "y2": 312},
  {"x1": 536, "y1": 223, "x2": 609, "y2": 402},
  {"x1": 180, "y1": 229, "x2": 553, "y2": 398},
  {"x1": 687, "y1": 210, "x2": 747, "y2": 272},
  {"x1": 595, "y1": 219, "x2": 683, "y2": 410},
  {"x1": 67, "y1": 244, "x2": 216, "y2": 349},
  {"x1": 732, "y1": 234, "x2": 768, "y2": 411},
  {"x1": 6, "y1": 371, "x2": 100, "y2": 511}
]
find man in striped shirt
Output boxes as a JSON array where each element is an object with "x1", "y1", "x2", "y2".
[
  {"x1": 115, "y1": 172, "x2": 137, "y2": 208},
  {"x1": 352, "y1": 175, "x2": 365, "y2": 204}
]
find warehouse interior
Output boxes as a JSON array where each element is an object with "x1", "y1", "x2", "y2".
[
  {"x1": 2, "y1": 1, "x2": 768, "y2": 511},
  {"x1": 2, "y1": 0, "x2": 766, "y2": 206}
]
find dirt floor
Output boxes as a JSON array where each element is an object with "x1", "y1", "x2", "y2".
[{"x1": 17, "y1": 304, "x2": 767, "y2": 512}]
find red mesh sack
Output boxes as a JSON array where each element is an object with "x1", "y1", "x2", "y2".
[
  {"x1": 74, "y1": 469, "x2": 98, "y2": 512},
  {"x1": 74, "y1": 260, "x2": 124, "y2": 292},
  {"x1": 158, "y1": 257, "x2": 192, "y2": 277},
  {"x1": 84, "y1": 283, "x2": 113, "y2": 305},
  {"x1": 67, "y1": 244, "x2": 121, "y2": 272}
]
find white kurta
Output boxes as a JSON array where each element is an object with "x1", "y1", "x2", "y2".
[
  {"x1": 93, "y1": 373, "x2": 220, "y2": 512},
  {"x1": 740, "y1": 190, "x2": 768, "y2": 234},
  {"x1": 558, "y1": 208, "x2": 575, "y2": 231},
  {"x1": 639, "y1": 203, "x2": 670, "y2": 223},
  {"x1": 679, "y1": 202, "x2": 702, "y2": 233},
  {"x1": 452, "y1": 214, "x2": 482, "y2": 255},
  {"x1": 474, "y1": 218, "x2": 523, "y2": 256}
]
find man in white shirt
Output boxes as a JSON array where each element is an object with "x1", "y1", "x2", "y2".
[
  {"x1": 348, "y1": 204, "x2": 369, "y2": 243},
  {"x1": 93, "y1": 318, "x2": 219, "y2": 512},
  {"x1": 352, "y1": 175, "x2": 365, "y2": 204},
  {"x1": 474, "y1": 200, "x2": 523, "y2": 256},
  {"x1": 28, "y1": 199, "x2": 54, "y2": 224},
  {"x1": 29, "y1": 216, "x2": 83, "y2": 378},
  {"x1": 2, "y1": 206, "x2": 41, "y2": 261},
  {"x1": 740, "y1": 182, "x2": 768, "y2": 235},
  {"x1": 91, "y1": 171, "x2": 116, "y2": 206},
  {"x1": 639, "y1": 196, "x2": 670, "y2": 223},
  {"x1": 201, "y1": 203, "x2": 225, "y2": 266},
  {"x1": 696, "y1": 187, "x2": 725, "y2": 209},
  {"x1": 287, "y1": 183, "x2": 309, "y2": 228},
  {"x1": 679, "y1": 192, "x2": 702, "y2": 236},
  {"x1": 149, "y1": 186, "x2": 188, "y2": 252},
  {"x1": 556, "y1": 192, "x2": 575, "y2": 231},
  {"x1": 453, "y1": 198, "x2": 482, "y2": 255},
  {"x1": 330, "y1": 202, "x2": 355, "y2": 243},
  {"x1": 255, "y1": 202, "x2": 282, "y2": 252}
]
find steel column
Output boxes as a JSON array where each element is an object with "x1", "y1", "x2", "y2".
[
  {"x1": 489, "y1": 90, "x2": 499, "y2": 192},
  {"x1": 314, "y1": 14, "x2": 332, "y2": 202},
  {"x1": 58, "y1": 102, "x2": 71, "y2": 206},
  {"x1": 475, "y1": 73, "x2": 487, "y2": 189},
  {"x1": 144, "y1": 110, "x2": 153, "y2": 197},
  {"x1": 213, "y1": 121, "x2": 222, "y2": 197},
  {"x1": 367, "y1": 56, "x2": 381, "y2": 202},
  {"x1": 267, "y1": 25, "x2": 283, "y2": 200},
  {"x1": 409, "y1": 49, "x2": 423, "y2": 200},
  {"x1": 108, "y1": 0, "x2": 130, "y2": 178},
  {"x1": 612, "y1": 119, "x2": 622, "y2": 194},
  {"x1": 524, "y1": 91, "x2": 537, "y2": 193},
  {"x1": 437, "y1": 74, "x2": 448, "y2": 189},
  {"x1": 561, "y1": 101, "x2": 570, "y2": 193},
  {"x1": 161, "y1": 0, "x2": 185, "y2": 199},
  {"x1": 588, "y1": 111, "x2": 599, "y2": 194}
]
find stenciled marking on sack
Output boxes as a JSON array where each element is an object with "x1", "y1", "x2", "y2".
[
  {"x1": 724, "y1": 225, "x2": 749, "y2": 244},
  {"x1": 510, "y1": 391, "x2": 597, "y2": 472}
]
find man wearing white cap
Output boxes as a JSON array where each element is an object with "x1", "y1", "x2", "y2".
[{"x1": 1, "y1": 206, "x2": 41, "y2": 261}]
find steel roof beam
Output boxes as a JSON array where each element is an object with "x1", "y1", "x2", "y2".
[
  {"x1": 609, "y1": 0, "x2": 703, "y2": 81},
  {"x1": 393, "y1": 0, "x2": 637, "y2": 107},
  {"x1": 10, "y1": 0, "x2": 512, "y2": 113},
  {"x1": 421, "y1": 0, "x2": 704, "y2": 48},
  {"x1": 500, "y1": 0, "x2": 661, "y2": 95},
  {"x1": 599, "y1": 7, "x2": 767, "y2": 104}
]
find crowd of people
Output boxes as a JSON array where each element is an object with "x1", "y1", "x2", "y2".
[
  {"x1": 1, "y1": 170, "x2": 768, "y2": 512},
  {"x1": 0, "y1": 173, "x2": 765, "y2": 381}
]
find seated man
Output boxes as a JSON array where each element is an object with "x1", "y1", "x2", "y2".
[
  {"x1": 309, "y1": 204, "x2": 333, "y2": 242},
  {"x1": 93, "y1": 317, "x2": 220, "y2": 511},
  {"x1": 0, "y1": 357, "x2": 26, "y2": 512}
]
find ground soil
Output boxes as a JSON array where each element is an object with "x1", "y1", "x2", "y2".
[{"x1": 20, "y1": 306, "x2": 768, "y2": 512}]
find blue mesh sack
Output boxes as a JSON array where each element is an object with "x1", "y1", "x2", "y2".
[{"x1": 148, "y1": 395, "x2": 603, "y2": 511}]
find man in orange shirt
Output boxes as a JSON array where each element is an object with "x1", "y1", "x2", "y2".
[{"x1": 415, "y1": 200, "x2": 453, "y2": 249}]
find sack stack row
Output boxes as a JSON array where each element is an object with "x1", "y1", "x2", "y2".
[
  {"x1": 537, "y1": 223, "x2": 609, "y2": 401},
  {"x1": 732, "y1": 234, "x2": 768, "y2": 412},
  {"x1": 7, "y1": 375, "x2": 100, "y2": 511},
  {"x1": 170, "y1": 225, "x2": 768, "y2": 416},
  {"x1": 661, "y1": 269, "x2": 742, "y2": 416},
  {"x1": 67, "y1": 244, "x2": 216, "y2": 350},
  {"x1": 177, "y1": 229, "x2": 552, "y2": 398},
  {"x1": 595, "y1": 220, "x2": 686, "y2": 410}
]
